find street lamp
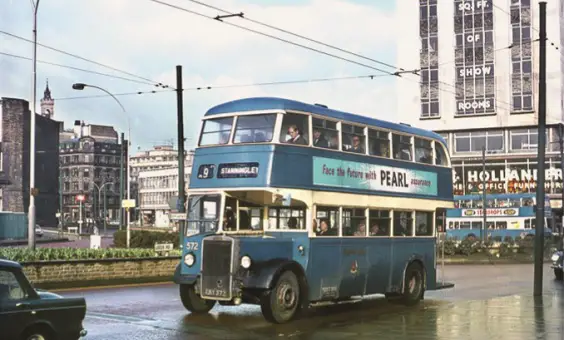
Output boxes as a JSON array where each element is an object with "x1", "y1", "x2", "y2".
[
  {"x1": 72, "y1": 83, "x2": 132, "y2": 248},
  {"x1": 92, "y1": 181, "x2": 114, "y2": 236},
  {"x1": 28, "y1": 0, "x2": 41, "y2": 250}
]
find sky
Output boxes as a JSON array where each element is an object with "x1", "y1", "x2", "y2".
[{"x1": 0, "y1": 0, "x2": 407, "y2": 152}]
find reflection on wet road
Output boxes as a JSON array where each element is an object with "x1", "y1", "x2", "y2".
[{"x1": 59, "y1": 264, "x2": 563, "y2": 339}]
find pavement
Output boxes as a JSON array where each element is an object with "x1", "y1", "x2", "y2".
[
  {"x1": 0, "y1": 227, "x2": 117, "y2": 248},
  {"x1": 56, "y1": 264, "x2": 564, "y2": 339}
]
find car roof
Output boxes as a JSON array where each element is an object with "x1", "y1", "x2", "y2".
[{"x1": 0, "y1": 259, "x2": 22, "y2": 269}]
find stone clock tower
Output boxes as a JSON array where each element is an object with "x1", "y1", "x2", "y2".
[{"x1": 40, "y1": 80, "x2": 54, "y2": 118}]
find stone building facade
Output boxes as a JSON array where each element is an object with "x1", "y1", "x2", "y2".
[
  {"x1": 0, "y1": 83, "x2": 62, "y2": 226},
  {"x1": 59, "y1": 122, "x2": 128, "y2": 223}
]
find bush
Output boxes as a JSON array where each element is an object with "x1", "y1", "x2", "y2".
[
  {"x1": 503, "y1": 236, "x2": 514, "y2": 245},
  {"x1": 459, "y1": 238, "x2": 477, "y2": 256},
  {"x1": 437, "y1": 239, "x2": 456, "y2": 256},
  {"x1": 0, "y1": 248, "x2": 181, "y2": 262},
  {"x1": 498, "y1": 242, "x2": 513, "y2": 257},
  {"x1": 113, "y1": 230, "x2": 179, "y2": 249}
]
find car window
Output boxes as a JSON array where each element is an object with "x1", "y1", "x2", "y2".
[{"x1": 0, "y1": 270, "x2": 28, "y2": 301}]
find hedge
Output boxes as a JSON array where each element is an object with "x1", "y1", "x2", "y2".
[
  {"x1": 0, "y1": 248, "x2": 181, "y2": 262},
  {"x1": 113, "y1": 230, "x2": 179, "y2": 249},
  {"x1": 437, "y1": 235, "x2": 558, "y2": 258}
]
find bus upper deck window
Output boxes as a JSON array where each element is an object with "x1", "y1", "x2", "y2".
[
  {"x1": 281, "y1": 113, "x2": 309, "y2": 145},
  {"x1": 200, "y1": 117, "x2": 234, "y2": 146},
  {"x1": 434, "y1": 141, "x2": 449, "y2": 166},
  {"x1": 368, "y1": 129, "x2": 390, "y2": 157},
  {"x1": 392, "y1": 134, "x2": 412, "y2": 161},
  {"x1": 312, "y1": 118, "x2": 338, "y2": 149},
  {"x1": 414, "y1": 138, "x2": 433, "y2": 164},
  {"x1": 341, "y1": 124, "x2": 365, "y2": 154},
  {"x1": 233, "y1": 114, "x2": 276, "y2": 143}
]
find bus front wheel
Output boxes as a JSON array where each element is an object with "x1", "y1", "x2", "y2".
[
  {"x1": 260, "y1": 270, "x2": 301, "y2": 324},
  {"x1": 179, "y1": 284, "x2": 216, "y2": 313},
  {"x1": 555, "y1": 269, "x2": 563, "y2": 281},
  {"x1": 401, "y1": 262, "x2": 425, "y2": 306}
]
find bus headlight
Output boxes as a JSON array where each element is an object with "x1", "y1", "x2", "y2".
[
  {"x1": 184, "y1": 253, "x2": 195, "y2": 267},
  {"x1": 551, "y1": 253, "x2": 561, "y2": 262},
  {"x1": 241, "y1": 255, "x2": 252, "y2": 269}
]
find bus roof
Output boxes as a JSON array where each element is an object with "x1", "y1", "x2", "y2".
[{"x1": 205, "y1": 97, "x2": 446, "y2": 144}]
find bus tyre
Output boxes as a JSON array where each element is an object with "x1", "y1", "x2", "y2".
[
  {"x1": 261, "y1": 270, "x2": 301, "y2": 324},
  {"x1": 555, "y1": 269, "x2": 563, "y2": 281},
  {"x1": 401, "y1": 262, "x2": 425, "y2": 306},
  {"x1": 179, "y1": 284, "x2": 216, "y2": 313}
]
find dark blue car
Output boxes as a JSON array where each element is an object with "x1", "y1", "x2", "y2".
[{"x1": 0, "y1": 259, "x2": 87, "y2": 340}]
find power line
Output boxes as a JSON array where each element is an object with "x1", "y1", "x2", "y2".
[
  {"x1": 436, "y1": 39, "x2": 539, "y2": 68},
  {"x1": 54, "y1": 73, "x2": 393, "y2": 100},
  {"x1": 55, "y1": 89, "x2": 174, "y2": 101},
  {"x1": 0, "y1": 51, "x2": 156, "y2": 86},
  {"x1": 147, "y1": 0, "x2": 516, "y2": 112},
  {"x1": 182, "y1": 0, "x2": 402, "y2": 72},
  {"x1": 0, "y1": 30, "x2": 172, "y2": 89},
  {"x1": 491, "y1": 3, "x2": 560, "y2": 52},
  {"x1": 148, "y1": 0, "x2": 410, "y2": 77}
]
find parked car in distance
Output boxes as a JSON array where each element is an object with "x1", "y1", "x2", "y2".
[
  {"x1": 0, "y1": 259, "x2": 87, "y2": 340},
  {"x1": 35, "y1": 225, "x2": 43, "y2": 237}
]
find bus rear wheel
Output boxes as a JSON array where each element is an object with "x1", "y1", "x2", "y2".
[
  {"x1": 555, "y1": 269, "x2": 563, "y2": 281},
  {"x1": 401, "y1": 262, "x2": 425, "y2": 306},
  {"x1": 260, "y1": 270, "x2": 301, "y2": 324},
  {"x1": 179, "y1": 284, "x2": 216, "y2": 313}
]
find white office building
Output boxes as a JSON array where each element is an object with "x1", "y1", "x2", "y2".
[
  {"x1": 397, "y1": 0, "x2": 564, "y2": 128},
  {"x1": 138, "y1": 167, "x2": 192, "y2": 227},
  {"x1": 129, "y1": 145, "x2": 194, "y2": 182},
  {"x1": 396, "y1": 1, "x2": 564, "y2": 210}
]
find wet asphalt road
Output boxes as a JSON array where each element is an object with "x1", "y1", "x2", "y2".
[{"x1": 58, "y1": 264, "x2": 564, "y2": 340}]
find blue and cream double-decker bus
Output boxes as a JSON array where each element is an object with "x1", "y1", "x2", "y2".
[
  {"x1": 445, "y1": 193, "x2": 553, "y2": 240},
  {"x1": 174, "y1": 97, "x2": 454, "y2": 323}
]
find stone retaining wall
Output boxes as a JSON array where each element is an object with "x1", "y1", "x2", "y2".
[{"x1": 21, "y1": 257, "x2": 178, "y2": 289}]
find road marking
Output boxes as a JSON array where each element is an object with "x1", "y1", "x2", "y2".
[
  {"x1": 51, "y1": 281, "x2": 173, "y2": 292},
  {"x1": 87, "y1": 311, "x2": 155, "y2": 323}
]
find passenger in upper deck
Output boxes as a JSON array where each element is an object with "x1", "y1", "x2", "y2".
[
  {"x1": 286, "y1": 125, "x2": 308, "y2": 145},
  {"x1": 313, "y1": 129, "x2": 328, "y2": 148},
  {"x1": 316, "y1": 218, "x2": 337, "y2": 236},
  {"x1": 349, "y1": 136, "x2": 365, "y2": 153}
]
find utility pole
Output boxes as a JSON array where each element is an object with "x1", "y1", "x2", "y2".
[
  {"x1": 176, "y1": 65, "x2": 186, "y2": 248},
  {"x1": 28, "y1": 0, "x2": 40, "y2": 250},
  {"x1": 59, "y1": 160, "x2": 64, "y2": 234},
  {"x1": 534, "y1": 1, "x2": 547, "y2": 297},
  {"x1": 119, "y1": 132, "x2": 125, "y2": 230},
  {"x1": 103, "y1": 186, "x2": 107, "y2": 236},
  {"x1": 482, "y1": 146, "x2": 487, "y2": 242},
  {"x1": 560, "y1": 123, "x2": 564, "y2": 250}
]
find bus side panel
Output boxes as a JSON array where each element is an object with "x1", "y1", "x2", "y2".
[
  {"x1": 340, "y1": 238, "x2": 391, "y2": 296},
  {"x1": 306, "y1": 238, "x2": 343, "y2": 301},
  {"x1": 339, "y1": 239, "x2": 370, "y2": 297},
  {"x1": 389, "y1": 238, "x2": 436, "y2": 292}
]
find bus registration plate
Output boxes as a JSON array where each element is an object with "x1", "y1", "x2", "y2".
[{"x1": 203, "y1": 288, "x2": 228, "y2": 298}]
